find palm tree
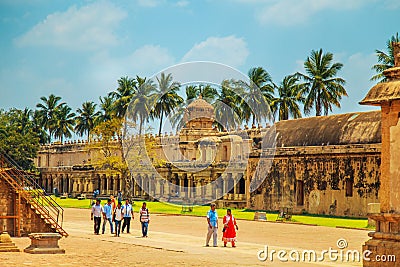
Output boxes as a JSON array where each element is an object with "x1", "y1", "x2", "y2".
[
  {"x1": 214, "y1": 80, "x2": 242, "y2": 131},
  {"x1": 270, "y1": 75, "x2": 305, "y2": 121},
  {"x1": 32, "y1": 110, "x2": 49, "y2": 144},
  {"x1": 10, "y1": 108, "x2": 33, "y2": 135},
  {"x1": 96, "y1": 95, "x2": 115, "y2": 123},
  {"x1": 371, "y1": 33, "x2": 400, "y2": 83},
  {"x1": 152, "y1": 73, "x2": 183, "y2": 136},
  {"x1": 297, "y1": 49, "x2": 347, "y2": 116},
  {"x1": 53, "y1": 105, "x2": 75, "y2": 142},
  {"x1": 197, "y1": 84, "x2": 218, "y2": 100},
  {"x1": 185, "y1": 85, "x2": 199, "y2": 101},
  {"x1": 75, "y1": 101, "x2": 100, "y2": 140},
  {"x1": 169, "y1": 85, "x2": 198, "y2": 130},
  {"x1": 239, "y1": 67, "x2": 272, "y2": 125},
  {"x1": 109, "y1": 76, "x2": 136, "y2": 118},
  {"x1": 127, "y1": 76, "x2": 156, "y2": 136},
  {"x1": 36, "y1": 94, "x2": 65, "y2": 142}
]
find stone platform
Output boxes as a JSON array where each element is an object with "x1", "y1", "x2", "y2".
[
  {"x1": 363, "y1": 213, "x2": 400, "y2": 266},
  {"x1": 24, "y1": 233, "x2": 65, "y2": 254},
  {"x1": 0, "y1": 232, "x2": 20, "y2": 252}
]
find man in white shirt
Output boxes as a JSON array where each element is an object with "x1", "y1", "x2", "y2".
[
  {"x1": 113, "y1": 202, "x2": 123, "y2": 237},
  {"x1": 122, "y1": 199, "x2": 134, "y2": 234},
  {"x1": 91, "y1": 199, "x2": 103, "y2": 235}
]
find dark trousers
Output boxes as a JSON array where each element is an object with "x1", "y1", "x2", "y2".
[
  {"x1": 114, "y1": 220, "x2": 121, "y2": 236},
  {"x1": 122, "y1": 217, "x2": 131, "y2": 233},
  {"x1": 94, "y1": 216, "x2": 101, "y2": 234}
]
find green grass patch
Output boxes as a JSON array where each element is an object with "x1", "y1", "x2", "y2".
[{"x1": 53, "y1": 197, "x2": 370, "y2": 229}]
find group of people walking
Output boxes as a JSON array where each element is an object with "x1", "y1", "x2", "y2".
[
  {"x1": 92, "y1": 199, "x2": 238, "y2": 247},
  {"x1": 206, "y1": 203, "x2": 238, "y2": 248},
  {"x1": 91, "y1": 197, "x2": 150, "y2": 238}
]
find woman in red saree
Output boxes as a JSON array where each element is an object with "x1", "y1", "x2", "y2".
[{"x1": 222, "y1": 209, "x2": 238, "y2": 247}]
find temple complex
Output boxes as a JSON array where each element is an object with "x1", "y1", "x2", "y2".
[{"x1": 33, "y1": 88, "x2": 386, "y2": 217}]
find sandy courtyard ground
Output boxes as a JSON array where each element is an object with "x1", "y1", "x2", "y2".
[{"x1": 0, "y1": 208, "x2": 371, "y2": 267}]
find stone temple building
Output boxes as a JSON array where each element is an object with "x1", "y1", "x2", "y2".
[{"x1": 34, "y1": 95, "x2": 383, "y2": 217}]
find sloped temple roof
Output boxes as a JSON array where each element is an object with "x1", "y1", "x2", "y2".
[
  {"x1": 263, "y1": 111, "x2": 381, "y2": 147},
  {"x1": 359, "y1": 79, "x2": 400, "y2": 105}
]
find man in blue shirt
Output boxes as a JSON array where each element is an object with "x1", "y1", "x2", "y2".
[
  {"x1": 102, "y1": 199, "x2": 114, "y2": 234},
  {"x1": 206, "y1": 203, "x2": 218, "y2": 247}
]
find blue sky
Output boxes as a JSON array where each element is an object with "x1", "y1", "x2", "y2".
[{"x1": 0, "y1": 0, "x2": 399, "y2": 116}]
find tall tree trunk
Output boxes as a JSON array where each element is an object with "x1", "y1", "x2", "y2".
[
  {"x1": 139, "y1": 116, "x2": 143, "y2": 137},
  {"x1": 158, "y1": 111, "x2": 164, "y2": 136}
]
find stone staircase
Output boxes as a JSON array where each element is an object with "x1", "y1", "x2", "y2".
[{"x1": 0, "y1": 153, "x2": 68, "y2": 237}]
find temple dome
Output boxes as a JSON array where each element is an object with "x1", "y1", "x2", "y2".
[{"x1": 185, "y1": 95, "x2": 214, "y2": 121}]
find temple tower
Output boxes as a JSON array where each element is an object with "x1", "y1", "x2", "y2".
[{"x1": 360, "y1": 42, "x2": 400, "y2": 266}]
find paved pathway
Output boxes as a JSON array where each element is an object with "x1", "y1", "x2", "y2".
[{"x1": 0, "y1": 208, "x2": 370, "y2": 266}]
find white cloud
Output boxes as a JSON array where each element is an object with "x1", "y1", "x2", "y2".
[
  {"x1": 89, "y1": 45, "x2": 175, "y2": 85},
  {"x1": 181, "y1": 36, "x2": 249, "y2": 68},
  {"x1": 332, "y1": 52, "x2": 377, "y2": 113},
  {"x1": 136, "y1": 0, "x2": 166, "y2": 7},
  {"x1": 15, "y1": 2, "x2": 126, "y2": 50},
  {"x1": 237, "y1": 0, "x2": 373, "y2": 26},
  {"x1": 175, "y1": 0, "x2": 189, "y2": 7},
  {"x1": 383, "y1": 0, "x2": 400, "y2": 9},
  {"x1": 130, "y1": 45, "x2": 176, "y2": 74}
]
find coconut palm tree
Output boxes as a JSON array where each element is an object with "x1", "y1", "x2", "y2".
[
  {"x1": 297, "y1": 49, "x2": 347, "y2": 116},
  {"x1": 169, "y1": 85, "x2": 198, "y2": 131},
  {"x1": 270, "y1": 75, "x2": 305, "y2": 121},
  {"x1": 239, "y1": 67, "x2": 272, "y2": 125},
  {"x1": 197, "y1": 84, "x2": 218, "y2": 100},
  {"x1": 36, "y1": 94, "x2": 65, "y2": 142},
  {"x1": 53, "y1": 105, "x2": 76, "y2": 142},
  {"x1": 96, "y1": 95, "x2": 115, "y2": 123},
  {"x1": 185, "y1": 85, "x2": 199, "y2": 101},
  {"x1": 75, "y1": 101, "x2": 100, "y2": 140},
  {"x1": 109, "y1": 76, "x2": 136, "y2": 118},
  {"x1": 214, "y1": 80, "x2": 242, "y2": 131},
  {"x1": 127, "y1": 76, "x2": 156, "y2": 136},
  {"x1": 371, "y1": 33, "x2": 400, "y2": 83},
  {"x1": 10, "y1": 108, "x2": 33, "y2": 135},
  {"x1": 32, "y1": 110, "x2": 49, "y2": 144},
  {"x1": 152, "y1": 73, "x2": 183, "y2": 136}
]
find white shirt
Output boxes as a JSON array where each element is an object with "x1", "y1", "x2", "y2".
[
  {"x1": 114, "y1": 207, "x2": 123, "y2": 221},
  {"x1": 92, "y1": 204, "x2": 103, "y2": 217}
]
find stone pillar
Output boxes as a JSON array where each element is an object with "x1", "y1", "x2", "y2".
[
  {"x1": 179, "y1": 175, "x2": 184, "y2": 196},
  {"x1": 233, "y1": 176, "x2": 238, "y2": 196},
  {"x1": 188, "y1": 177, "x2": 193, "y2": 199},
  {"x1": 196, "y1": 179, "x2": 203, "y2": 199},
  {"x1": 205, "y1": 178, "x2": 213, "y2": 200},
  {"x1": 155, "y1": 177, "x2": 161, "y2": 198},
  {"x1": 360, "y1": 42, "x2": 400, "y2": 267},
  {"x1": 223, "y1": 176, "x2": 229, "y2": 200}
]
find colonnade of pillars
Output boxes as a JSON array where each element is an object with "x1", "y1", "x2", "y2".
[
  {"x1": 38, "y1": 172, "x2": 246, "y2": 201},
  {"x1": 133, "y1": 173, "x2": 246, "y2": 201}
]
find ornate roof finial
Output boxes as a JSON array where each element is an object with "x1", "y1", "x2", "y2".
[{"x1": 199, "y1": 94, "x2": 202, "y2": 99}]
